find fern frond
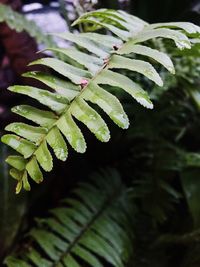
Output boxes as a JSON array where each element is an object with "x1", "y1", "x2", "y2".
[
  {"x1": 0, "y1": 3, "x2": 56, "y2": 48},
  {"x1": 4, "y1": 170, "x2": 134, "y2": 267},
  {"x1": 2, "y1": 9, "x2": 199, "y2": 193}
]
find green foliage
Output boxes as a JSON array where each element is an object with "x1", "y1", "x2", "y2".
[
  {"x1": 4, "y1": 169, "x2": 134, "y2": 267},
  {"x1": 123, "y1": 72, "x2": 200, "y2": 265},
  {"x1": 0, "y1": 3, "x2": 56, "y2": 48},
  {"x1": 0, "y1": 143, "x2": 26, "y2": 258},
  {"x1": 181, "y1": 169, "x2": 200, "y2": 228},
  {"x1": 2, "y1": 9, "x2": 199, "y2": 193},
  {"x1": 1, "y1": 5, "x2": 200, "y2": 267}
]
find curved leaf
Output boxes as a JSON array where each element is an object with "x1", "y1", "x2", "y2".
[
  {"x1": 117, "y1": 44, "x2": 175, "y2": 74},
  {"x1": 71, "y1": 98, "x2": 110, "y2": 142},
  {"x1": 109, "y1": 55, "x2": 163, "y2": 86}
]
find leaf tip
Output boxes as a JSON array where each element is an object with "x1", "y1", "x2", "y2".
[
  {"x1": 15, "y1": 181, "x2": 22, "y2": 194},
  {"x1": 1, "y1": 135, "x2": 7, "y2": 144},
  {"x1": 8, "y1": 86, "x2": 15, "y2": 92}
]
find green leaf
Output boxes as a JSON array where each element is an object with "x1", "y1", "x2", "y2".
[
  {"x1": 82, "y1": 82, "x2": 129, "y2": 129},
  {"x1": 109, "y1": 55, "x2": 163, "y2": 86},
  {"x1": 117, "y1": 44, "x2": 175, "y2": 74},
  {"x1": 75, "y1": 9, "x2": 130, "y2": 30},
  {"x1": 6, "y1": 155, "x2": 27, "y2": 171},
  {"x1": 4, "y1": 256, "x2": 31, "y2": 267},
  {"x1": 35, "y1": 141, "x2": 53, "y2": 172},
  {"x1": 21, "y1": 171, "x2": 31, "y2": 191},
  {"x1": 1, "y1": 134, "x2": 36, "y2": 158},
  {"x1": 71, "y1": 98, "x2": 110, "y2": 142},
  {"x1": 57, "y1": 113, "x2": 86, "y2": 153},
  {"x1": 53, "y1": 32, "x2": 109, "y2": 58},
  {"x1": 73, "y1": 17, "x2": 130, "y2": 41},
  {"x1": 46, "y1": 126, "x2": 68, "y2": 161},
  {"x1": 30, "y1": 229, "x2": 64, "y2": 261},
  {"x1": 9, "y1": 86, "x2": 68, "y2": 114},
  {"x1": 133, "y1": 28, "x2": 191, "y2": 50},
  {"x1": 23, "y1": 72, "x2": 80, "y2": 101},
  {"x1": 80, "y1": 32, "x2": 122, "y2": 48},
  {"x1": 185, "y1": 153, "x2": 200, "y2": 168},
  {"x1": 29, "y1": 58, "x2": 92, "y2": 84},
  {"x1": 11, "y1": 105, "x2": 57, "y2": 128},
  {"x1": 26, "y1": 249, "x2": 52, "y2": 267},
  {"x1": 149, "y1": 22, "x2": 200, "y2": 34},
  {"x1": 16, "y1": 180, "x2": 23, "y2": 194},
  {"x1": 44, "y1": 218, "x2": 76, "y2": 242},
  {"x1": 62, "y1": 254, "x2": 81, "y2": 267},
  {"x1": 26, "y1": 156, "x2": 43, "y2": 184},
  {"x1": 5, "y1": 123, "x2": 47, "y2": 145},
  {"x1": 79, "y1": 232, "x2": 122, "y2": 266},
  {"x1": 50, "y1": 208, "x2": 82, "y2": 234},
  {"x1": 111, "y1": 9, "x2": 147, "y2": 26},
  {"x1": 9, "y1": 168, "x2": 23, "y2": 181},
  {"x1": 96, "y1": 69, "x2": 153, "y2": 109},
  {"x1": 45, "y1": 47, "x2": 103, "y2": 74},
  {"x1": 72, "y1": 245, "x2": 104, "y2": 267}
]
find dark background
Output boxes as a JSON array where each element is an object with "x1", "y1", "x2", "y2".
[{"x1": 20, "y1": 0, "x2": 200, "y2": 24}]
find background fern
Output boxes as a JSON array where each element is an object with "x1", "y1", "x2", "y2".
[
  {"x1": 4, "y1": 169, "x2": 134, "y2": 267},
  {"x1": 2, "y1": 8, "x2": 199, "y2": 193}
]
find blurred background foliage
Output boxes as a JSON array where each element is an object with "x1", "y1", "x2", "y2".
[{"x1": 1, "y1": 0, "x2": 200, "y2": 266}]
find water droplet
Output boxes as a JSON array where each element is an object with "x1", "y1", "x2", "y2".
[
  {"x1": 176, "y1": 40, "x2": 191, "y2": 50},
  {"x1": 112, "y1": 113, "x2": 129, "y2": 129},
  {"x1": 89, "y1": 114, "x2": 96, "y2": 120},
  {"x1": 13, "y1": 125, "x2": 20, "y2": 131},
  {"x1": 76, "y1": 139, "x2": 86, "y2": 153},
  {"x1": 14, "y1": 106, "x2": 28, "y2": 115},
  {"x1": 137, "y1": 97, "x2": 153, "y2": 109},
  {"x1": 97, "y1": 126, "x2": 110, "y2": 142},
  {"x1": 54, "y1": 148, "x2": 67, "y2": 160},
  {"x1": 168, "y1": 66, "x2": 175, "y2": 74}
]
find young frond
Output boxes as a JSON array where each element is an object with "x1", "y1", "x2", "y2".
[{"x1": 2, "y1": 9, "x2": 199, "y2": 193}]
